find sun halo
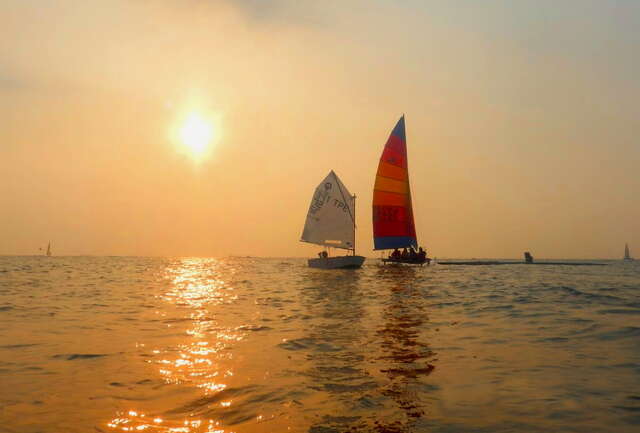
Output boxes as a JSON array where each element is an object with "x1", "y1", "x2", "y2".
[{"x1": 177, "y1": 112, "x2": 216, "y2": 160}]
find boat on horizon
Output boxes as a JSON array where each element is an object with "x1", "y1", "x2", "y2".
[
  {"x1": 372, "y1": 116, "x2": 430, "y2": 266},
  {"x1": 624, "y1": 243, "x2": 634, "y2": 261},
  {"x1": 46, "y1": 242, "x2": 51, "y2": 257},
  {"x1": 300, "y1": 170, "x2": 366, "y2": 269}
]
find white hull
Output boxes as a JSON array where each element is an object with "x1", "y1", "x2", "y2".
[{"x1": 308, "y1": 255, "x2": 365, "y2": 269}]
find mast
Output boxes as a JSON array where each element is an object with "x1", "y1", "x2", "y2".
[
  {"x1": 404, "y1": 114, "x2": 417, "y2": 249},
  {"x1": 353, "y1": 194, "x2": 356, "y2": 256}
]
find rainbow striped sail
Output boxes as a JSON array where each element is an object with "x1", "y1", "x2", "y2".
[{"x1": 372, "y1": 116, "x2": 418, "y2": 250}]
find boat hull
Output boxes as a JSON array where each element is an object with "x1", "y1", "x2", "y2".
[
  {"x1": 308, "y1": 255, "x2": 366, "y2": 269},
  {"x1": 382, "y1": 257, "x2": 431, "y2": 266}
]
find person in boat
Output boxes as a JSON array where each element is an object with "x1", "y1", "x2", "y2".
[
  {"x1": 318, "y1": 251, "x2": 328, "y2": 258},
  {"x1": 418, "y1": 247, "x2": 426, "y2": 261},
  {"x1": 390, "y1": 248, "x2": 401, "y2": 259},
  {"x1": 409, "y1": 247, "x2": 417, "y2": 260},
  {"x1": 401, "y1": 248, "x2": 409, "y2": 259}
]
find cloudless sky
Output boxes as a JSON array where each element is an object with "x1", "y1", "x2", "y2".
[{"x1": 1, "y1": 0, "x2": 639, "y2": 258}]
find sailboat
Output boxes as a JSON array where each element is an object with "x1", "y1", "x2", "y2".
[
  {"x1": 373, "y1": 116, "x2": 430, "y2": 265},
  {"x1": 624, "y1": 243, "x2": 634, "y2": 261},
  {"x1": 301, "y1": 170, "x2": 366, "y2": 269},
  {"x1": 46, "y1": 242, "x2": 51, "y2": 257}
]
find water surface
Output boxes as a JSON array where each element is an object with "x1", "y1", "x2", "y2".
[{"x1": 1, "y1": 257, "x2": 639, "y2": 432}]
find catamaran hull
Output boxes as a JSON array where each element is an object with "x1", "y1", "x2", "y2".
[
  {"x1": 381, "y1": 257, "x2": 431, "y2": 266},
  {"x1": 308, "y1": 255, "x2": 366, "y2": 269}
]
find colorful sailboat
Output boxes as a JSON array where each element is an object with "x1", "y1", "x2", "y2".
[
  {"x1": 301, "y1": 171, "x2": 366, "y2": 269},
  {"x1": 373, "y1": 116, "x2": 429, "y2": 265},
  {"x1": 624, "y1": 243, "x2": 633, "y2": 261}
]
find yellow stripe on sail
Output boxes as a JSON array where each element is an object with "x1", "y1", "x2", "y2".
[{"x1": 374, "y1": 176, "x2": 408, "y2": 195}]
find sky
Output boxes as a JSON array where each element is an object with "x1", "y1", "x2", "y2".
[{"x1": 1, "y1": 0, "x2": 639, "y2": 258}]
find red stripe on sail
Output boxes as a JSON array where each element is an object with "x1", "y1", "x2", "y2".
[
  {"x1": 380, "y1": 147, "x2": 406, "y2": 169},
  {"x1": 384, "y1": 135, "x2": 407, "y2": 159},
  {"x1": 373, "y1": 205, "x2": 416, "y2": 238}
]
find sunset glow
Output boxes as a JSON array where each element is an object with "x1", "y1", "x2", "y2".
[
  {"x1": 1, "y1": 0, "x2": 639, "y2": 258},
  {"x1": 177, "y1": 113, "x2": 216, "y2": 160}
]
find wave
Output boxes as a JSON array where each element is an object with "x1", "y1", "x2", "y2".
[{"x1": 52, "y1": 353, "x2": 108, "y2": 360}]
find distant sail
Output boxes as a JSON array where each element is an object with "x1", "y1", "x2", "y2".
[
  {"x1": 624, "y1": 243, "x2": 632, "y2": 260},
  {"x1": 46, "y1": 242, "x2": 51, "y2": 257},
  {"x1": 301, "y1": 171, "x2": 355, "y2": 250},
  {"x1": 372, "y1": 116, "x2": 417, "y2": 250}
]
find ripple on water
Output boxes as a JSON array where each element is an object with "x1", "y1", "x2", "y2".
[
  {"x1": 595, "y1": 326, "x2": 640, "y2": 341},
  {"x1": 0, "y1": 343, "x2": 40, "y2": 349},
  {"x1": 235, "y1": 325, "x2": 272, "y2": 332},
  {"x1": 52, "y1": 353, "x2": 108, "y2": 360},
  {"x1": 597, "y1": 308, "x2": 640, "y2": 315}
]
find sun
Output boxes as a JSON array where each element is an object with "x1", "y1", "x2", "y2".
[{"x1": 178, "y1": 112, "x2": 215, "y2": 160}]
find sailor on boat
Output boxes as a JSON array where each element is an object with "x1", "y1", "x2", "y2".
[
  {"x1": 418, "y1": 247, "x2": 427, "y2": 261},
  {"x1": 387, "y1": 246, "x2": 428, "y2": 263}
]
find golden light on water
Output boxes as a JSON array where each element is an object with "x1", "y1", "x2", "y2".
[{"x1": 108, "y1": 258, "x2": 240, "y2": 433}]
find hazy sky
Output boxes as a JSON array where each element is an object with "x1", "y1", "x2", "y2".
[{"x1": 1, "y1": 0, "x2": 639, "y2": 258}]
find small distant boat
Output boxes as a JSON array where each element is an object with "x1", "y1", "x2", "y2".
[
  {"x1": 301, "y1": 171, "x2": 366, "y2": 269},
  {"x1": 46, "y1": 242, "x2": 51, "y2": 257},
  {"x1": 372, "y1": 116, "x2": 430, "y2": 266},
  {"x1": 624, "y1": 243, "x2": 634, "y2": 261}
]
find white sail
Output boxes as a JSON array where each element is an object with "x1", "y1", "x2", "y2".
[
  {"x1": 625, "y1": 243, "x2": 631, "y2": 260},
  {"x1": 301, "y1": 171, "x2": 355, "y2": 250}
]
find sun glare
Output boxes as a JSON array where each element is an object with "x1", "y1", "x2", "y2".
[{"x1": 178, "y1": 113, "x2": 215, "y2": 160}]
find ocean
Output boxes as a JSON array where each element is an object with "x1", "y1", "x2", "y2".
[{"x1": 1, "y1": 256, "x2": 639, "y2": 433}]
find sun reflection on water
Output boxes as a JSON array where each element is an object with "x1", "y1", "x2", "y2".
[{"x1": 107, "y1": 258, "x2": 242, "y2": 433}]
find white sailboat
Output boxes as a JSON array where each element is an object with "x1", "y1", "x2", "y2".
[
  {"x1": 624, "y1": 243, "x2": 633, "y2": 261},
  {"x1": 301, "y1": 171, "x2": 366, "y2": 269}
]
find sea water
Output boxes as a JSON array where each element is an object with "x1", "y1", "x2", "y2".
[{"x1": 1, "y1": 256, "x2": 639, "y2": 433}]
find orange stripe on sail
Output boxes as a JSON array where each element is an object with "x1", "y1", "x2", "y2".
[
  {"x1": 374, "y1": 176, "x2": 408, "y2": 195},
  {"x1": 372, "y1": 190, "x2": 407, "y2": 206},
  {"x1": 376, "y1": 161, "x2": 407, "y2": 181}
]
